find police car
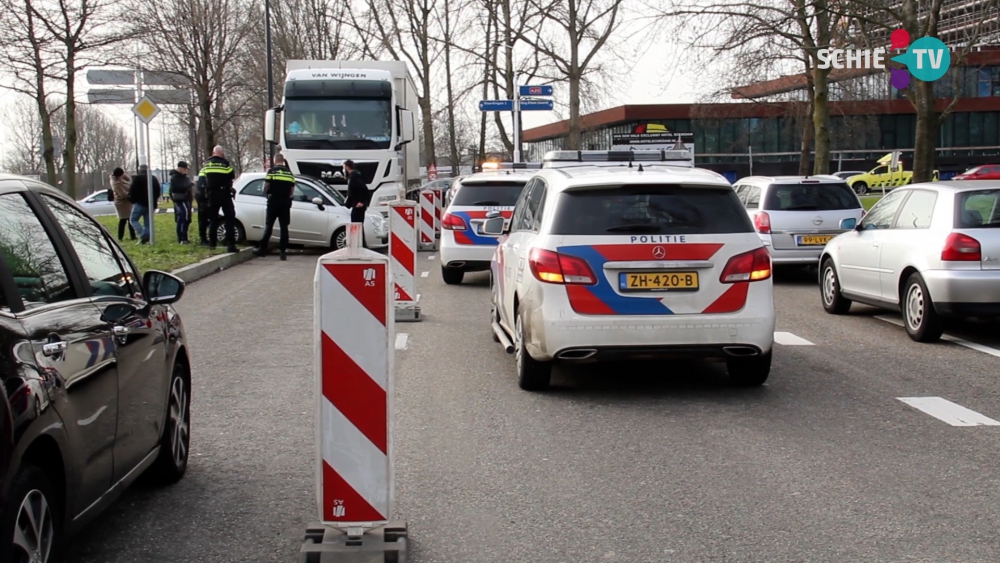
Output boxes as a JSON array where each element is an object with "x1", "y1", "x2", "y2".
[
  {"x1": 438, "y1": 169, "x2": 536, "y2": 284},
  {"x1": 483, "y1": 151, "x2": 776, "y2": 391}
]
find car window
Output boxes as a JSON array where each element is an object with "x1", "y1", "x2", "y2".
[
  {"x1": 894, "y1": 190, "x2": 937, "y2": 229},
  {"x1": 293, "y1": 181, "x2": 326, "y2": 203},
  {"x1": 763, "y1": 182, "x2": 860, "y2": 211},
  {"x1": 522, "y1": 180, "x2": 546, "y2": 232},
  {"x1": 241, "y1": 179, "x2": 266, "y2": 197},
  {"x1": 306, "y1": 179, "x2": 346, "y2": 204},
  {"x1": 733, "y1": 185, "x2": 748, "y2": 204},
  {"x1": 0, "y1": 193, "x2": 76, "y2": 309},
  {"x1": 510, "y1": 179, "x2": 534, "y2": 231},
  {"x1": 41, "y1": 195, "x2": 134, "y2": 298},
  {"x1": 451, "y1": 181, "x2": 527, "y2": 207},
  {"x1": 955, "y1": 189, "x2": 1000, "y2": 228},
  {"x1": 872, "y1": 166, "x2": 887, "y2": 175},
  {"x1": 860, "y1": 190, "x2": 907, "y2": 230},
  {"x1": 745, "y1": 187, "x2": 761, "y2": 209},
  {"x1": 549, "y1": 185, "x2": 754, "y2": 236}
]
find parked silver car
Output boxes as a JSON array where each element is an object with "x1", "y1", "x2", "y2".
[
  {"x1": 733, "y1": 176, "x2": 865, "y2": 265},
  {"x1": 77, "y1": 190, "x2": 117, "y2": 216},
  {"x1": 820, "y1": 181, "x2": 1000, "y2": 342}
]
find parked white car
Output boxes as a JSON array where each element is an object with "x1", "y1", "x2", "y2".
[
  {"x1": 77, "y1": 190, "x2": 117, "y2": 217},
  {"x1": 227, "y1": 173, "x2": 388, "y2": 249},
  {"x1": 820, "y1": 181, "x2": 1000, "y2": 342}
]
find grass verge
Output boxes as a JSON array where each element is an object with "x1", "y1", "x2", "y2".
[
  {"x1": 860, "y1": 195, "x2": 882, "y2": 210},
  {"x1": 97, "y1": 212, "x2": 247, "y2": 273}
]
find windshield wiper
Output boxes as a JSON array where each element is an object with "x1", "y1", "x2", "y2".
[{"x1": 606, "y1": 224, "x2": 662, "y2": 233}]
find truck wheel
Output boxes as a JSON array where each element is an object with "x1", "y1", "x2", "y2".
[{"x1": 853, "y1": 182, "x2": 868, "y2": 195}]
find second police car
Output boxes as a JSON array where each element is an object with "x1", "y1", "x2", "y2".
[
  {"x1": 482, "y1": 151, "x2": 776, "y2": 391},
  {"x1": 439, "y1": 168, "x2": 536, "y2": 284}
]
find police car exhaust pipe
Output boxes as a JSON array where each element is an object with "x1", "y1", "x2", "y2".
[
  {"x1": 723, "y1": 346, "x2": 759, "y2": 357},
  {"x1": 492, "y1": 320, "x2": 514, "y2": 354},
  {"x1": 557, "y1": 349, "x2": 598, "y2": 360}
]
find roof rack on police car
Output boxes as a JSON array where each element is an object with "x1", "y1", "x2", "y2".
[{"x1": 541, "y1": 149, "x2": 694, "y2": 168}]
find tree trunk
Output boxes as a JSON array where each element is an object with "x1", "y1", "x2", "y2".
[
  {"x1": 811, "y1": 66, "x2": 831, "y2": 175},
  {"x1": 798, "y1": 102, "x2": 814, "y2": 176},
  {"x1": 64, "y1": 53, "x2": 78, "y2": 199},
  {"x1": 25, "y1": 7, "x2": 57, "y2": 185},
  {"x1": 443, "y1": 0, "x2": 460, "y2": 173},
  {"x1": 420, "y1": 94, "x2": 436, "y2": 167},
  {"x1": 912, "y1": 79, "x2": 937, "y2": 183},
  {"x1": 566, "y1": 0, "x2": 582, "y2": 150}
]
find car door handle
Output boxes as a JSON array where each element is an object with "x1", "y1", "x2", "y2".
[{"x1": 42, "y1": 341, "x2": 67, "y2": 358}]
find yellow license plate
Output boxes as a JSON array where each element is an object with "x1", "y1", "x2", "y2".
[
  {"x1": 797, "y1": 235, "x2": 834, "y2": 246},
  {"x1": 619, "y1": 271, "x2": 699, "y2": 292}
]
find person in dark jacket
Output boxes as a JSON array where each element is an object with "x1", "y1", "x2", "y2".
[
  {"x1": 128, "y1": 164, "x2": 160, "y2": 244},
  {"x1": 197, "y1": 145, "x2": 238, "y2": 253},
  {"x1": 195, "y1": 174, "x2": 210, "y2": 245},
  {"x1": 343, "y1": 159, "x2": 370, "y2": 223},
  {"x1": 169, "y1": 161, "x2": 194, "y2": 244},
  {"x1": 254, "y1": 153, "x2": 295, "y2": 260}
]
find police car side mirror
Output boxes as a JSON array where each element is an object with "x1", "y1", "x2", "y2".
[{"x1": 482, "y1": 213, "x2": 505, "y2": 236}]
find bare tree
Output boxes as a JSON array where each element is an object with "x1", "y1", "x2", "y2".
[
  {"x1": 74, "y1": 105, "x2": 133, "y2": 180},
  {"x1": 523, "y1": 0, "x2": 626, "y2": 150},
  {"x1": 0, "y1": 96, "x2": 50, "y2": 175}
]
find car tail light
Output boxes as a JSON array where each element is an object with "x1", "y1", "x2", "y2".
[
  {"x1": 529, "y1": 248, "x2": 597, "y2": 285},
  {"x1": 441, "y1": 213, "x2": 465, "y2": 230},
  {"x1": 941, "y1": 232, "x2": 981, "y2": 261},
  {"x1": 720, "y1": 247, "x2": 772, "y2": 283},
  {"x1": 753, "y1": 212, "x2": 771, "y2": 234}
]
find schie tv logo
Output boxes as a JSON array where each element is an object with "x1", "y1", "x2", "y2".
[{"x1": 816, "y1": 29, "x2": 951, "y2": 90}]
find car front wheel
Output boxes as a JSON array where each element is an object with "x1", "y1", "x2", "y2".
[
  {"x1": 215, "y1": 220, "x2": 246, "y2": 244},
  {"x1": 853, "y1": 182, "x2": 868, "y2": 195},
  {"x1": 902, "y1": 273, "x2": 944, "y2": 342},
  {"x1": 149, "y1": 361, "x2": 191, "y2": 484},
  {"x1": 3, "y1": 464, "x2": 58, "y2": 563}
]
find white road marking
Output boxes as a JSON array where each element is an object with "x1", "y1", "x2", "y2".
[
  {"x1": 774, "y1": 332, "x2": 814, "y2": 346},
  {"x1": 395, "y1": 333, "x2": 408, "y2": 350},
  {"x1": 420, "y1": 271, "x2": 429, "y2": 278},
  {"x1": 428, "y1": 255, "x2": 436, "y2": 260},
  {"x1": 897, "y1": 397, "x2": 1000, "y2": 427},
  {"x1": 875, "y1": 315, "x2": 1000, "y2": 358}
]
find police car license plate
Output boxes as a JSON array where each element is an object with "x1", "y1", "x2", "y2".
[
  {"x1": 619, "y1": 271, "x2": 699, "y2": 292},
  {"x1": 796, "y1": 235, "x2": 834, "y2": 246}
]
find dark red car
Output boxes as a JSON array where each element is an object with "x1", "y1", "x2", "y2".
[{"x1": 953, "y1": 165, "x2": 1000, "y2": 180}]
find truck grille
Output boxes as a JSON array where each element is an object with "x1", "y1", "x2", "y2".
[{"x1": 297, "y1": 161, "x2": 379, "y2": 187}]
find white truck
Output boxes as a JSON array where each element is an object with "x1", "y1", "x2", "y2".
[{"x1": 264, "y1": 60, "x2": 421, "y2": 220}]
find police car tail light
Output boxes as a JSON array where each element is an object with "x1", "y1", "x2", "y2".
[
  {"x1": 753, "y1": 212, "x2": 771, "y2": 234},
  {"x1": 441, "y1": 213, "x2": 466, "y2": 230},
  {"x1": 720, "y1": 247, "x2": 772, "y2": 283},
  {"x1": 529, "y1": 249, "x2": 597, "y2": 285},
  {"x1": 941, "y1": 232, "x2": 981, "y2": 261}
]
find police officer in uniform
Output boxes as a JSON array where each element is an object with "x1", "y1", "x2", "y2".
[
  {"x1": 255, "y1": 153, "x2": 295, "y2": 261},
  {"x1": 198, "y1": 145, "x2": 238, "y2": 253}
]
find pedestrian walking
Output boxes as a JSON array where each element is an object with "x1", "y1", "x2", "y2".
[
  {"x1": 110, "y1": 167, "x2": 136, "y2": 241},
  {"x1": 169, "y1": 161, "x2": 194, "y2": 244},
  {"x1": 254, "y1": 153, "x2": 295, "y2": 261},
  {"x1": 128, "y1": 164, "x2": 159, "y2": 244},
  {"x1": 343, "y1": 159, "x2": 370, "y2": 223},
  {"x1": 198, "y1": 145, "x2": 238, "y2": 253}
]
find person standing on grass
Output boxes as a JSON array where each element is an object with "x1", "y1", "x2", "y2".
[
  {"x1": 169, "y1": 161, "x2": 194, "y2": 244},
  {"x1": 128, "y1": 164, "x2": 159, "y2": 244},
  {"x1": 111, "y1": 167, "x2": 136, "y2": 241},
  {"x1": 254, "y1": 153, "x2": 295, "y2": 260},
  {"x1": 198, "y1": 145, "x2": 238, "y2": 253}
]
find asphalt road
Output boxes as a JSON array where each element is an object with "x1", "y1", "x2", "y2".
[{"x1": 63, "y1": 253, "x2": 1000, "y2": 562}]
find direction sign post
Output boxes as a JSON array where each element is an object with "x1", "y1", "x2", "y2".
[
  {"x1": 519, "y1": 100, "x2": 554, "y2": 111},
  {"x1": 133, "y1": 95, "x2": 160, "y2": 245},
  {"x1": 478, "y1": 100, "x2": 514, "y2": 112},
  {"x1": 519, "y1": 85, "x2": 553, "y2": 97}
]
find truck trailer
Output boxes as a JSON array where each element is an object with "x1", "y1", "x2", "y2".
[{"x1": 264, "y1": 60, "x2": 422, "y2": 221}]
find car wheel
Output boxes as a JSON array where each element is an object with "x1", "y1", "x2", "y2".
[
  {"x1": 821, "y1": 259, "x2": 852, "y2": 314},
  {"x1": 215, "y1": 221, "x2": 246, "y2": 245},
  {"x1": 902, "y1": 273, "x2": 944, "y2": 342},
  {"x1": 727, "y1": 351, "x2": 772, "y2": 386},
  {"x1": 514, "y1": 308, "x2": 551, "y2": 391},
  {"x1": 331, "y1": 227, "x2": 347, "y2": 250},
  {"x1": 441, "y1": 266, "x2": 464, "y2": 285},
  {"x1": 854, "y1": 182, "x2": 868, "y2": 195},
  {"x1": 3, "y1": 464, "x2": 59, "y2": 563},
  {"x1": 149, "y1": 362, "x2": 191, "y2": 484}
]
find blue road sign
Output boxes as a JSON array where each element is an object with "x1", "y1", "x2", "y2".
[
  {"x1": 520, "y1": 99, "x2": 554, "y2": 111},
  {"x1": 519, "y1": 85, "x2": 553, "y2": 97},
  {"x1": 479, "y1": 99, "x2": 514, "y2": 111}
]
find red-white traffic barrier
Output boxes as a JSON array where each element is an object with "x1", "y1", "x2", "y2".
[
  {"x1": 418, "y1": 189, "x2": 436, "y2": 251},
  {"x1": 432, "y1": 188, "x2": 442, "y2": 236},
  {"x1": 314, "y1": 223, "x2": 394, "y2": 527},
  {"x1": 389, "y1": 199, "x2": 420, "y2": 322}
]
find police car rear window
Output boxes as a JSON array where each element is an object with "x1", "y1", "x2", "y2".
[
  {"x1": 549, "y1": 185, "x2": 754, "y2": 235},
  {"x1": 451, "y1": 181, "x2": 527, "y2": 207},
  {"x1": 763, "y1": 182, "x2": 860, "y2": 211}
]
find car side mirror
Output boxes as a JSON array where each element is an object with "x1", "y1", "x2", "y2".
[
  {"x1": 100, "y1": 302, "x2": 137, "y2": 323},
  {"x1": 143, "y1": 270, "x2": 185, "y2": 305},
  {"x1": 482, "y1": 211, "x2": 505, "y2": 236},
  {"x1": 839, "y1": 218, "x2": 857, "y2": 230},
  {"x1": 311, "y1": 197, "x2": 326, "y2": 210}
]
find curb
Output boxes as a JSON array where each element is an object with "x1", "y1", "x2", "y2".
[{"x1": 171, "y1": 247, "x2": 256, "y2": 284}]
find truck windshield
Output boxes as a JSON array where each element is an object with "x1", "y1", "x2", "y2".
[{"x1": 284, "y1": 98, "x2": 392, "y2": 150}]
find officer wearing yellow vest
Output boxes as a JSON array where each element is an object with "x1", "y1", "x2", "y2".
[
  {"x1": 198, "y1": 145, "x2": 238, "y2": 253},
  {"x1": 254, "y1": 153, "x2": 295, "y2": 261}
]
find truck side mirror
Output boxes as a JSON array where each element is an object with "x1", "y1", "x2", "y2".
[
  {"x1": 264, "y1": 108, "x2": 277, "y2": 145},
  {"x1": 400, "y1": 109, "x2": 415, "y2": 144}
]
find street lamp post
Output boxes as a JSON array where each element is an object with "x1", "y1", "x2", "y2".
[{"x1": 264, "y1": 0, "x2": 275, "y2": 164}]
